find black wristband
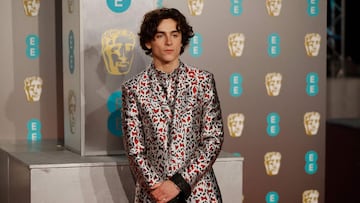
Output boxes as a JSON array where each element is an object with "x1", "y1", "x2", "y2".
[
  {"x1": 170, "y1": 173, "x2": 191, "y2": 199},
  {"x1": 167, "y1": 193, "x2": 186, "y2": 203}
]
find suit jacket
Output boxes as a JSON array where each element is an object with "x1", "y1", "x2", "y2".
[{"x1": 121, "y1": 62, "x2": 224, "y2": 202}]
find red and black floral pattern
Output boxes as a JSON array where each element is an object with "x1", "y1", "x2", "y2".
[{"x1": 122, "y1": 62, "x2": 224, "y2": 202}]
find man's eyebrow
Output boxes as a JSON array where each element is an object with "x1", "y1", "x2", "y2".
[{"x1": 156, "y1": 30, "x2": 180, "y2": 34}]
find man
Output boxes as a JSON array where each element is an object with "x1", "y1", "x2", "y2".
[{"x1": 121, "y1": 8, "x2": 224, "y2": 203}]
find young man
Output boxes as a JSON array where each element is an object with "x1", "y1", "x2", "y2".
[{"x1": 121, "y1": 8, "x2": 224, "y2": 203}]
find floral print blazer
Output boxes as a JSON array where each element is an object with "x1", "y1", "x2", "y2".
[{"x1": 121, "y1": 62, "x2": 224, "y2": 202}]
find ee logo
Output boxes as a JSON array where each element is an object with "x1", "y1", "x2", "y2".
[
  {"x1": 267, "y1": 112, "x2": 280, "y2": 137},
  {"x1": 190, "y1": 33, "x2": 203, "y2": 58},
  {"x1": 107, "y1": 91, "x2": 123, "y2": 137},
  {"x1": 230, "y1": 0, "x2": 243, "y2": 16},
  {"x1": 27, "y1": 118, "x2": 42, "y2": 141},
  {"x1": 305, "y1": 150, "x2": 318, "y2": 175},
  {"x1": 229, "y1": 73, "x2": 243, "y2": 97},
  {"x1": 266, "y1": 191, "x2": 279, "y2": 203},
  {"x1": 306, "y1": 72, "x2": 319, "y2": 96},
  {"x1": 107, "y1": 0, "x2": 131, "y2": 13},
  {"x1": 307, "y1": 0, "x2": 319, "y2": 16},
  {"x1": 267, "y1": 33, "x2": 280, "y2": 58},
  {"x1": 26, "y1": 34, "x2": 40, "y2": 59},
  {"x1": 68, "y1": 30, "x2": 75, "y2": 74}
]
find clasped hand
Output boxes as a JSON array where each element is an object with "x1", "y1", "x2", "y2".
[{"x1": 150, "y1": 180, "x2": 181, "y2": 203}]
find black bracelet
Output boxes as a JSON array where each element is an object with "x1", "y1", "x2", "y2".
[
  {"x1": 169, "y1": 173, "x2": 191, "y2": 199},
  {"x1": 167, "y1": 193, "x2": 186, "y2": 203}
]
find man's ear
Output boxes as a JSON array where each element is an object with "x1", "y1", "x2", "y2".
[{"x1": 145, "y1": 42, "x2": 151, "y2": 49}]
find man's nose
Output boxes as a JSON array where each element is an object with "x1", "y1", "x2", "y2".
[{"x1": 165, "y1": 36, "x2": 173, "y2": 45}]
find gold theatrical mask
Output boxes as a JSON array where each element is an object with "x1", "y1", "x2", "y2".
[
  {"x1": 266, "y1": 0, "x2": 282, "y2": 16},
  {"x1": 265, "y1": 72, "x2": 282, "y2": 96},
  {"x1": 227, "y1": 113, "x2": 245, "y2": 138},
  {"x1": 23, "y1": 0, "x2": 40, "y2": 17},
  {"x1": 101, "y1": 29, "x2": 136, "y2": 75},
  {"x1": 305, "y1": 33, "x2": 321, "y2": 57},
  {"x1": 264, "y1": 151, "x2": 281, "y2": 176},
  {"x1": 68, "y1": 90, "x2": 76, "y2": 134},
  {"x1": 304, "y1": 112, "x2": 320, "y2": 136},
  {"x1": 302, "y1": 190, "x2": 319, "y2": 203},
  {"x1": 187, "y1": 0, "x2": 204, "y2": 16},
  {"x1": 24, "y1": 76, "x2": 43, "y2": 102},
  {"x1": 68, "y1": 0, "x2": 74, "y2": 13},
  {"x1": 228, "y1": 33, "x2": 245, "y2": 57}
]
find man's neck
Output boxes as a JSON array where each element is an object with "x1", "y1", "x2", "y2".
[{"x1": 153, "y1": 60, "x2": 179, "y2": 74}]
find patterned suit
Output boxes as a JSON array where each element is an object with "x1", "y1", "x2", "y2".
[{"x1": 121, "y1": 61, "x2": 224, "y2": 202}]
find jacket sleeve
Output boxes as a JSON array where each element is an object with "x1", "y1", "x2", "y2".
[{"x1": 121, "y1": 83, "x2": 162, "y2": 188}]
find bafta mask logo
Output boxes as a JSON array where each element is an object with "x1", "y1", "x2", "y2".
[
  {"x1": 101, "y1": 29, "x2": 136, "y2": 75},
  {"x1": 265, "y1": 72, "x2": 282, "y2": 96},
  {"x1": 266, "y1": 0, "x2": 282, "y2": 16},
  {"x1": 227, "y1": 113, "x2": 245, "y2": 137},
  {"x1": 187, "y1": 0, "x2": 204, "y2": 16},
  {"x1": 228, "y1": 33, "x2": 245, "y2": 57},
  {"x1": 24, "y1": 76, "x2": 43, "y2": 102},
  {"x1": 68, "y1": 0, "x2": 74, "y2": 13},
  {"x1": 302, "y1": 189, "x2": 319, "y2": 203},
  {"x1": 68, "y1": 90, "x2": 77, "y2": 134},
  {"x1": 305, "y1": 33, "x2": 321, "y2": 57},
  {"x1": 23, "y1": 0, "x2": 40, "y2": 17},
  {"x1": 264, "y1": 151, "x2": 281, "y2": 176},
  {"x1": 304, "y1": 112, "x2": 320, "y2": 136}
]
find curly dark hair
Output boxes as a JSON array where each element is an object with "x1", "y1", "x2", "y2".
[{"x1": 138, "y1": 8, "x2": 195, "y2": 55}]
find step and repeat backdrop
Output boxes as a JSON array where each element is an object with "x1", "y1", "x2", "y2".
[
  {"x1": 0, "y1": 0, "x2": 58, "y2": 141},
  {"x1": 1, "y1": 0, "x2": 325, "y2": 202},
  {"x1": 62, "y1": 0, "x2": 326, "y2": 202}
]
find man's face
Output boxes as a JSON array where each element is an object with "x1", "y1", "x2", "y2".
[
  {"x1": 145, "y1": 19, "x2": 182, "y2": 65},
  {"x1": 102, "y1": 29, "x2": 136, "y2": 75}
]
